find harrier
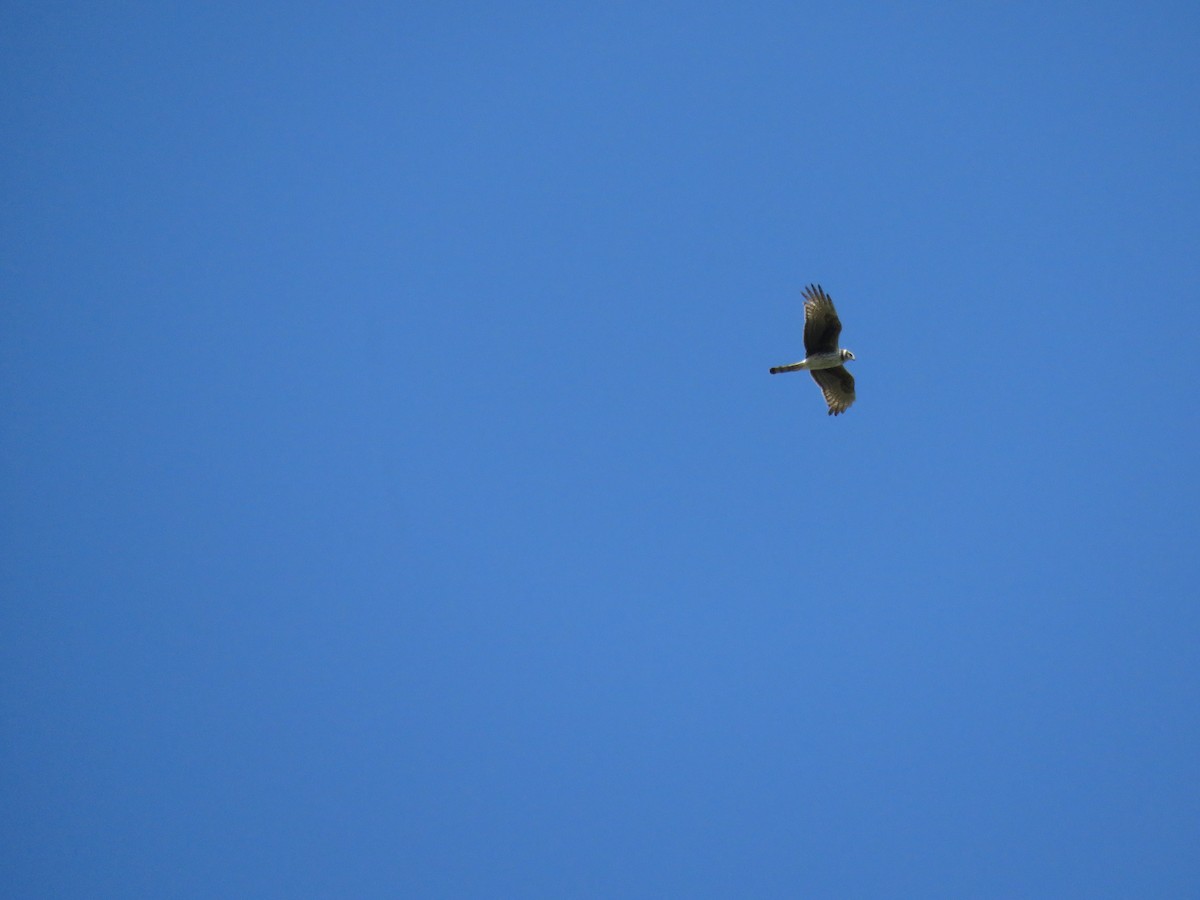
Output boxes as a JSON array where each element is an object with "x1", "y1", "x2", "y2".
[{"x1": 769, "y1": 284, "x2": 856, "y2": 415}]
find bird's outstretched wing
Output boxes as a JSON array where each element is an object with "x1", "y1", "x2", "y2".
[
  {"x1": 810, "y1": 366, "x2": 855, "y2": 416},
  {"x1": 802, "y1": 284, "x2": 842, "y2": 356}
]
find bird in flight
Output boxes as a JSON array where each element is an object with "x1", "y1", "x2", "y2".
[{"x1": 769, "y1": 284, "x2": 856, "y2": 415}]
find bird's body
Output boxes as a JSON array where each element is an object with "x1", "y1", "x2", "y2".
[
  {"x1": 770, "y1": 284, "x2": 856, "y2": 415},
  {"x1": 769, "y1": 350, "x2": 848, "y2": 373}
]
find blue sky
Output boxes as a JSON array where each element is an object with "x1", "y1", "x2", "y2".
[{"x1": 3, "y1": 2, "x2": 1199, "y2": 896}]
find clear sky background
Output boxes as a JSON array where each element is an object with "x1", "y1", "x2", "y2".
[{"x1": 3, "y1": 2, "x2": 1199, "y2": 897}]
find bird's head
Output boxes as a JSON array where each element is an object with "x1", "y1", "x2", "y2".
[{"x1": 841, "y1": 349, "x2": 856, "y2": 362}]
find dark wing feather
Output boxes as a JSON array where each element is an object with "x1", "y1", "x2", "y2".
[
  {"x1": 810, "y1": 366, "x2": 856, "y2": 416},
  {"x1": 802, "y1": 284, "x2": 842, "y2": 355}
]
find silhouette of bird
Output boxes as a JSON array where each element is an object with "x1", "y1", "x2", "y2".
[{"x1": 769, "y1": 284, "x2": 856, "y2": 415}]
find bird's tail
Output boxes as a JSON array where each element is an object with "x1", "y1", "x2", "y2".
[{"x1": 769, "y1": 362, "x2": 806, "y2": 374}]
